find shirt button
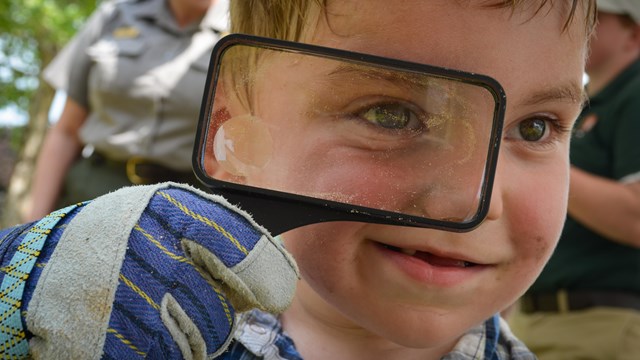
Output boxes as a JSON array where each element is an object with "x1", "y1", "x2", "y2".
[{"x1": 249, "y1": 323, "x2": 267, "y2": 335}]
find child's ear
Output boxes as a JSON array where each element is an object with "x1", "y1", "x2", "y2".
[
  {"x1": 204, "y1": 105, "x2": 250, "y2": 185},
  {"x1": 205, "y1": 80, "x2": 270, "y2": 186},
  {"x1": 210, "y1": 113, "x2": 272, "y2": 186}
]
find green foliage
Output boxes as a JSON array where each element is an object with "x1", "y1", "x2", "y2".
[
  {"x1": 7, "y1": 125, "x2": 26, "y2": 152},
  {"x1": 0, "y1": 0, "x2": 97, "y2": 112}
]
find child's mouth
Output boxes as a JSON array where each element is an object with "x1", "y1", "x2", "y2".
[{"x1": 381, "y1": 244, "x2": 477, "y2": 268}]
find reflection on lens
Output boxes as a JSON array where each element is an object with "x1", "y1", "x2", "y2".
[{"x1": 213, "y1": 114, "x2": 273, "y2": 177}]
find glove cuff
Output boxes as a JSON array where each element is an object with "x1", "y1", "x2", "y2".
[{"x1": 26, "y1": 183, "x2": 182, "y2": 358}]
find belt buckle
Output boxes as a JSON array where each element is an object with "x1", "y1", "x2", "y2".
[
  {"x1": 556, "y1": 289, "x2": 570, "y2": 313},
  {"x1": 126, "y1": 156, "x2": 149, "y2": 185}
]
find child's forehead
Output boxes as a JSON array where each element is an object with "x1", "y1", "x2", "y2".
[
  {"x1": 311, "y1": 1, "x2": 588, "y2": 79},
  {"x1": 305, "y1": 0, "x2": 588, "y2": 117},
  {"x1": 318, "y1": 0, "x2": 590, "y2": 42}
]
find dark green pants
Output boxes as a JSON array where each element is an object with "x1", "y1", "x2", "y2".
[{"x1": 57, "y1": 157, "x2": 204, "y2": 208}]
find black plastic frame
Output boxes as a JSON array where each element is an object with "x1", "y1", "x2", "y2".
[{"x1": 193, "y1": 34, "x2": 506, "y2": 235}]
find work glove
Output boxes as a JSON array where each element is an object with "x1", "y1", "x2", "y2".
[{"x1": 0, "y1": 182, "x2": 298, "y2": 359}]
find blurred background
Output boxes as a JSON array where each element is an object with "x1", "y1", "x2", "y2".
[{"x1": 0, "y1": 0, "x2": 97, "y2": 226}]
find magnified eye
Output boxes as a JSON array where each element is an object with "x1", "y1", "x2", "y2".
[
  {"x1": 358, "y1": 103, "x2": 424, "y2": 131},
  {"x1": 518, "y1": 118, "x2": 547, "y2": 141}
]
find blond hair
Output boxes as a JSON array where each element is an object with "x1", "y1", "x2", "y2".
[
  {"x1": 230, "y1": 0, "x2": 324, "y2": 42},
  {"x1": 230, "y1": 0, "x2": 597, "y2": 41}
]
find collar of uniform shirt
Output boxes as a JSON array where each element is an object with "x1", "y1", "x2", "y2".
[{"x1": 128, "y1": 0, "x2": 229, "y2": 35}]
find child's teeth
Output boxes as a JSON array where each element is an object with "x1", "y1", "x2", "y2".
[{"x1": 400, "y1": 248, "x2": 417, "y2": 256}]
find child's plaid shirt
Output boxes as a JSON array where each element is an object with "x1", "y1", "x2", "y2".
[{"x1": 221, "y1": 309, "x2": 537, "y2": 359}]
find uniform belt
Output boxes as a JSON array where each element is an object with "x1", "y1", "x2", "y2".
[
  {"x1": 521, "y1": 290, "x2": 640, "y2": 314},
  {"x1": 86, "y1": 151, "x2": 196, "y2": 185}
]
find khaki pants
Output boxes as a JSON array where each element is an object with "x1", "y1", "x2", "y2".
[{"x1": 509, "y1": 306, "x2": 640, "y2": 360}]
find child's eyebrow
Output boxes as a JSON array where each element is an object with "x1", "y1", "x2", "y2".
[
  {"x1": 324, "y1": 64, "x2": 587, "y2": 111},
  {"x1": 521, "y1": 82, "x2": 587, "y2": 107},
  {"x1": 325, "y1": 64, "x2": 431, "y2": 93}
]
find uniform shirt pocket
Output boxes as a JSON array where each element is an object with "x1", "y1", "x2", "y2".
[{"x1": 86, "y1": 38, "x2": 147, "y2": 94}]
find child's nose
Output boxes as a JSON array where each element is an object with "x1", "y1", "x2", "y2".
[
  {"x1": 405, "y1": 180, "x2": 484, "y2": 223},
  {"x1": 405, "y1": 162, "x2": 504, "y2": 224}
]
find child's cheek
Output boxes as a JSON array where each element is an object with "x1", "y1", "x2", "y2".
[
  {"x1": 261, "y1": 146, "x2": 483, "y2": 221},
  {"x1": 281, "y1": 222, "x2": 361, "y2": 292},
  {"x1": 256, "y1": 146, "x2": 403, "y2": 209},
  {"x1": 510, "y1": 165, "x2": 569, "y2": 270}
]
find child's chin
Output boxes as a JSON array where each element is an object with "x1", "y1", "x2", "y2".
[{"x1": 368, "y1": 309, "x2": 491, "y2": 350}]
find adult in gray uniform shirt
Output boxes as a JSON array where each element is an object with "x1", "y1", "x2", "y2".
[{"x1": 25, "y1": 0, "x2": 228, "y2": 221}]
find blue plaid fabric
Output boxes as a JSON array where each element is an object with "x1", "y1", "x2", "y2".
[
  {"x1": 443, "y1": 315, "x2": 536, "y2": 359},
  {"x1": 222, "y1": 310, "x2": 536, "y2": 360},
  {"x1": 221, "y1": 310, "x2": 302, "y2": 360}
]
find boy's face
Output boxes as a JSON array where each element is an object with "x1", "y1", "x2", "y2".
[{"x1": 240, "y1": 0, "x2": 587, "y2": 351}]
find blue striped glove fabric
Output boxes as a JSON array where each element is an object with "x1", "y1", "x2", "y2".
[{"x1": 0, "y1": 182, "x2": 298, "y2": 359}]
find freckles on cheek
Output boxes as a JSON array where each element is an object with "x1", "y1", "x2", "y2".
[
  {"x1": 287, "y1": 149, "x2": 405, "y2": 209},
  {"x1": 511, "y1": 165, "x2": 568, "y2": 257},
  {"x1": 316, "y1": 166, "x2": 397, "y2": 207},
  {"x1": 512, "y1": 197, "x2": 564, "y2": 268},
  {"x1": 515, "y1": 235, "x2": 557, "y2": 288},
  {"x1": 532, "y1": 235, "x2": 555, "y2": 264}
]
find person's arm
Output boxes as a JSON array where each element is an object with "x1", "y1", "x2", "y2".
[
  {"x1": 25, "y1": 98, "x2": 87, "y2": 221},
  {"x1": 24, "y1": 0, "x2": 121, "y2": 222},
  {"x1": 567, "y1": 166, "x2": 640, "y2": 248}
]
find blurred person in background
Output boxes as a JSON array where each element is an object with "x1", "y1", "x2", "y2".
[
  {"x1": 510, "y1": 1, "x2": 640, "y2": 359},
  {"x1": 24, "y1": 0, "x2": 228, "y2": 221}
]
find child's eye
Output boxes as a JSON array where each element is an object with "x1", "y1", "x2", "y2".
[
  {"x1": 505, "y1": 114, "x2": 572, "y2": 149},
  {"x1": 517, "y1": 118, "x2": 547, "y2": 141},
  {"x1": 356, "y1": 102, "x2": 425, "y2": 132}
]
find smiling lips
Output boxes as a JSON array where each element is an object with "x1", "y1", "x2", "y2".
[{"x1": 383, "y1": 244, "x2": 477, "y2": 268}]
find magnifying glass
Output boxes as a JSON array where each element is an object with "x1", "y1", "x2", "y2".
[{"x1": 193, "y1": 34, "x2": 505, "y2": 235}]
